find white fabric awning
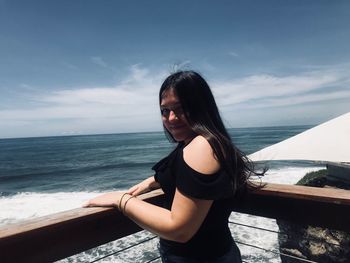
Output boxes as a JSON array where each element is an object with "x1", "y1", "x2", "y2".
[{"x1": 248, "y1": 112, "x2": 350, "y2": 163}]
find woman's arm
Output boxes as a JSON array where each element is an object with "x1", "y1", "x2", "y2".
[
  {"x1": 127, "y1": 176, "x2": 160, "y2": 196},
  {"x1": 84, "y1": 136, "x2": 217, "y2": 243},
  {"x1": 125, "y1": 188, "x2": 213, "y2": 243},
  {"x1": 84, "y1": 189, "x2": 213, "y2": 243}
]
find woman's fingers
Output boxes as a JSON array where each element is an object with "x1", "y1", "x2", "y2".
[
  {"x1": 127, "y1": 185, "x2": 139, "y2": 195},
  {"x1": 127, "y1": 178, "x2": 155, "y2": 196},
  {"x1": 82, "y1": 201, "x2": 90, "y2": 207},
  {"x1": 83, "y1": 192, "x2": 121, "y2": 208},
  {"x1": 128, "y1": 184, "x2": 147, "y2": 196},
  {"x1": 130, "y1": 186, "x2": 145, "y2": 196}
]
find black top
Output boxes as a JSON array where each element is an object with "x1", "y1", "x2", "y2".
[{"x1": 153, "y1": 143, "x2": 235, "y2": 259}]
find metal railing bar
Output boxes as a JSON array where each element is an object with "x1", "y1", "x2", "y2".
[
  {"x1": 235, "y1": 240, "x2": 317, "y2": 263},
  {"x1": 89, "y1": 235, "x2": 157, "y2": 263},
  {"x1": 230, "y1": 221, "x2": 342, "y2": 248},
  {"x1": 143, "y1": 254, "x2": 249, "y2": 263},
  {"x1": 229, "y1": 221, "x2": 280, "y2": 234},
  {"x1": 143, "y1": 254, "x2": 250, "y2": 263},
  {"x1": 144, "y1": 255, "x2": 161, "y2": 263},
  {"x1": 277, "y1": 253, "x2": 317, "y2": 263}
]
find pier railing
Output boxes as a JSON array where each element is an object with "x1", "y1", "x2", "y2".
[{"x1": 1, "y1": 183, "x2": 350, "y2": 263}]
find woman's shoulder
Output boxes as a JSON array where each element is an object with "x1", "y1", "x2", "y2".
[{"x1": 183, "y1": 135, "x2": 220, "y2": 175}]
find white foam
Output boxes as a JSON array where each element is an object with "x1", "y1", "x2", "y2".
[
  {"x1": 0, "y1": 191, "x2": 100, "y2": 226},
  {"x1": 262, "y1": 166, "x2": 324, "y2": 184}
]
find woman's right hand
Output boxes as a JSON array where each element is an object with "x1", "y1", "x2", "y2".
[{"x1": 127, "y1": 176, "x2": 160, "y2": 196}]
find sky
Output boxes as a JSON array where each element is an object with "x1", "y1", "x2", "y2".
[{"x1": 0, "y1": 0, "x2": 349, "y2": 139}]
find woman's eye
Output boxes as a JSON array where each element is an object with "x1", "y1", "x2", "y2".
[{"x1": 160, "y1": 109, "x2": 170, "y2": 116}]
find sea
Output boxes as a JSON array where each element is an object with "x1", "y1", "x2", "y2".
[{"x1": 0, "y1": 126, "x2": 324, "y2": 263}]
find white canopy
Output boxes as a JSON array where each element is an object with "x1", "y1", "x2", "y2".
[{"x1": 248, "y1": 112, "x2": 350, "y2": 163}]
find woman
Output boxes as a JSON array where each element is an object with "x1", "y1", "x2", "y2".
[{"x1": 84, "y1": 71, "x2": 258, "y2": 262}]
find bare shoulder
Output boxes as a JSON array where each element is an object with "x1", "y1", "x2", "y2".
[{"x1": 183, "y1": 136, "x2": 220, "y2": 175}]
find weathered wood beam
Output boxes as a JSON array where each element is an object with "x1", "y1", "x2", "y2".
[
  {"x1": 0, "y1": 190, "x2": 163, "y2": 263},
  {"x1": 1, "y1": 184, "x2": 350, "y2": 262},
  {"x1": 233, "y1": 183, "x2": 350, "y2": 231}
]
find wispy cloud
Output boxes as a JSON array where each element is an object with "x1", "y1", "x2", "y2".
[
  {"x1": 0, "y1": 65, "x2": 166, "y2": 121},
  {"x1": 19, "y1": 83, "x2": 43, "y2": 92},
  {"x1": 91, "y1": 56, "x2": 108, "y2": 68},
  {"x1": 212, "y1": 67, "x2": 350, "y2": 108},
  {"x1": 171, "y1": 60, "x2": 192, "y2": 72},
  {"x1": 246, "y1": 90, "x2": 350, "y2": 109},
  {"x1": 20, "y1": 84, "x2": 31, "y2": 89},
  {"x1": 61, "y1": 61, "x2": 78, "y2": 70},
  {"x1": 228, "y1": 51, "x2": 239, "y2": 57},
  {"x1": 0, "y1": 64, "x2": 349, "y2": 137}
]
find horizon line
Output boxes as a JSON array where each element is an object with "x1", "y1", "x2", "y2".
[{"x1": 0, "y1": 123, "x2": 315, "y2": 140}]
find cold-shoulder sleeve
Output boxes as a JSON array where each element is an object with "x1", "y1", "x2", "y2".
[
  {"x1": 152, "y1": 144, "x2": 181, "y2": 183},
  {"x1": 152, "y1": 155, "x2": 169, "y2": 183},
  {"x1": 175, "y1": 150, "x2": 233, "y2": 200}
]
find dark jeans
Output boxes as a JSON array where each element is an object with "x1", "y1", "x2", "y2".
[{"x1": 159, "y1": 243, "x2": 242, "y2": 263}]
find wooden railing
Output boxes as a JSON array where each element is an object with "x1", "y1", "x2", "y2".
[{"x1": 1, "y1": 183, "x2": 350, "y2": 263}]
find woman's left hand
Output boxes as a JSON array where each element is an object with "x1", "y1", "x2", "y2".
[{"x1": 83, "y1": 191, "x2": 125, "y2": 208}]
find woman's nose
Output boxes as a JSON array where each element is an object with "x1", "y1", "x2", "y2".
[{"x1": 168, "y1": 110, "x2": 177, "y2": 121}]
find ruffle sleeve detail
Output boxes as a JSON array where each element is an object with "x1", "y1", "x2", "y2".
[
  {"x1": 152, "y1": 155, "x2": 170, "y2": 183},
  {"x1": 175, "y1": 150, "x2": 233, "y2": 200},
  {"x1": 152, "y1": 145, "x2": 181, "y2": 183}
]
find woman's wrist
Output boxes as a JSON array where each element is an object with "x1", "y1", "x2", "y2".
[
  {"x1": 117, "y1": 192, "x2": 129, "y2": 210},
  {"x1": 122, "y1": 195, "x2": 135, "y2": 214},
  {"x1": 117, "y1": 192, "x2": 136, "y2": 214}
]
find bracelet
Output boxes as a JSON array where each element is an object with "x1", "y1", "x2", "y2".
[
  {"x1": 118, "y1": 193, "x2": 129, "y2": 211},
  {"x1": 123, "y1": 196, "x2": 135, "y2": 214}
]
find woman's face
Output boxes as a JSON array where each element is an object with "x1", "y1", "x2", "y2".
[{"x1": 160, "y1": 88, "x2": 195, "y2": 143}]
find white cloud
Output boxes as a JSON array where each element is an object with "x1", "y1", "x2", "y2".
[
  {"x1": 245, "y1": 90, "x2": 350, "y2": 109},
  {"x1": 229, "y1": 51, "x2": 239, "y2": 57},
  {"x1": 61, "y1": 61, "x2": 78, "y2": 70},
  {"x1": 20, "y1": 83, "x2": 31, "y2": 89},
  {"x1": 171, "y1": 61, "x2": 192, "y2": 72},
  {"x1": 0, "y1": 65, "x2": 166, "y2": 122},
  {"x1": 91, "y1": 56, "x2": 108, "y2": 68},
  {"x1": 1, "y1": 64, "x2": 349, "y2": 138},
  {"x1": 212, "y1": 68, "x2": 350, "y2": 108}
]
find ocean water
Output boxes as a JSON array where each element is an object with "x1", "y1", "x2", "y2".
[{"x1": 0, "y1": 126, "x2": 324, "y2": 262}]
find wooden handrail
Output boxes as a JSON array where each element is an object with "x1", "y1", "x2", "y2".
[
  {"x1": 253, "y1": 183, "x2": 350, "y2": 205},
  {"x1": 234, "y1": 183, "x2": 350, "y2": 231},
  {"x1": 1, "y1": 184, "x2": 350, "y2": 263},
  {"x1": 0, "y1": 189, "x2": 163, "y2": 263}
]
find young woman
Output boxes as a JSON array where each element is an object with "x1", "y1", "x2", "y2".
[{"x1": 84, "y1": 71, "x2": 258, "y2": 262}]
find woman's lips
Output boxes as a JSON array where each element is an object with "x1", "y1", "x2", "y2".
[{"x1": 169, "y1": 124, "x2": 186, "y2": 130}]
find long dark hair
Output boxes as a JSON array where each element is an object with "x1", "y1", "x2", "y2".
[{"x1": 159, "y1": 70, "x2": 263, "y2": 194}]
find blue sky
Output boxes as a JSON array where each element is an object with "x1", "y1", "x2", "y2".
[{"x1": 0, "y1": 0, "x2": 349, "y2": 138}]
